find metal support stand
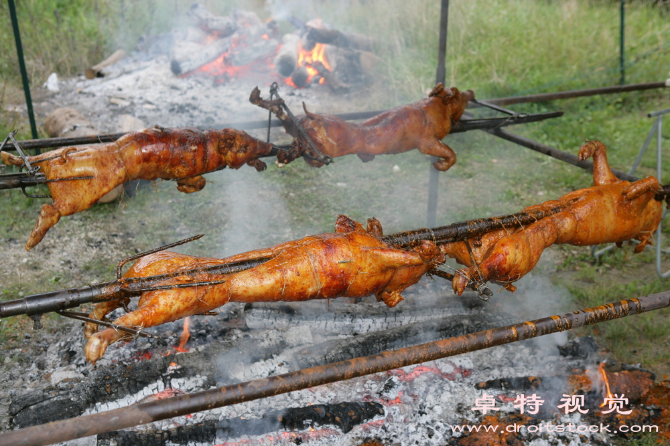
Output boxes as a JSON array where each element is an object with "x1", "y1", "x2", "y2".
[
  {"x1": 619, "y1": 0, "x2": 626, "y2": 85},
  {"x1": 427, "y1": 0, "x2": 450, "y2": 227},
  {"x1": 591, "y1": 107, "x2": 670, "y2": 277},
  {"x1": 7, "y1": 0, "x2": 39, "y2": 144}
]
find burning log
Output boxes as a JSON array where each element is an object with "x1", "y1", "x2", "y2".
[
  {"x1": 250, "y1": 83, "x2": 473, "y2": 170},
  {"x1": 170, "y1": 35, "x2": 235, "y2": 75},
  {"x1": 84, "y1": 49, "x2": 126, "y2": 79},
  {"x1": 4, "y1": 290, "x2": 669, "y2": 445},
  {"x1": 218, "y1": 402, "x2": 384, "y2": 437},
  {"x1": 244, "y1": 292, "x2": 486, "y2": 334},
  {"x1": 1, "y1": 126, "x2": 278, "y2": 249},
  {"x1": 322, "y1": 45, "x2": 379, "y2": 86},
  {"x1": 170, "y1": 6, "x2": 278, "y2": 78},
  {"x1": 186, "y1": 3, "x2": 236, "y2": 36},
  {"x1": 305, "y1": 26, "x2": 375, "y2": 51},
  {"x1": 274, "y1": 34, "x2": 300, "y2": 77}
]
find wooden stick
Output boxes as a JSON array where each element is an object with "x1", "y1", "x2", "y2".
[{"x1": 85, "y1": 49, "x2": 126, "y2": 79}]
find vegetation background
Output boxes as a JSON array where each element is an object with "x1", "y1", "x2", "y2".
[{"x1": 0, "y1": 1, "x2": 669, "y2": 441}]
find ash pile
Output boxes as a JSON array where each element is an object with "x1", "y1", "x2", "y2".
[
  {"x1": 41, "y1": 3, "x2": 378, "y2": 133},
  {"x1": 3, "y1": 273, "x2": 668, "y2": 446}
]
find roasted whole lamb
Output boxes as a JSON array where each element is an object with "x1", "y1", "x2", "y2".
[
  {"x1": 442, "y1": 140, "x2": 664, "y2": 295},
  {"x1": 83, "y1": 215, "x2": 445, "y2": 363},
  {"x1": 250, "y1": 83, "x2": 474, "y2": 170},
  {"x1": 2, "y1": 127, "x2": 275, "y2": 250}
]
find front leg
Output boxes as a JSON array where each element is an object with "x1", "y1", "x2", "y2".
[
  {"x1": 177, "y1": 175, "x2": 206, "y2": 193},
  {"x1": 26, "y1": 204, "x2": 61, "y2": 251},
  {"x1": 417, "y1": 139, "x2": 456, "y2": 171},
  {"x1": 622, "y1": 176, "x2": 661, "y2": 201}
]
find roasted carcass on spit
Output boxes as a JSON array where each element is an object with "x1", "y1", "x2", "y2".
[
  {"x1": 2, "y1": 127, "x2": 275, "y2": 250},
  {"x1": 249, "y1": 83, "x2": 474, "y2": 170},
  {"x1": 441, "y1": 140, "x2": 664, "y2": 295},
  {"x1": 83, "y1": 215, "x2": 445, "y2": 363}
]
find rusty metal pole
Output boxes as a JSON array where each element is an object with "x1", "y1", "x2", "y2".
[
  {"x1": 3, "y1": 290, "x2": 669, "y2": 446},
  {"x1": 427, "y1": 0, "x2": 450, "y2": 227},
  {"x1": 488, "y1": 128, "x2": 639, "y2": 183}
]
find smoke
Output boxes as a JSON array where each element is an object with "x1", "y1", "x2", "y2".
[{"x1": 210, "y1": 165, "x2": 296, "y2": 257}]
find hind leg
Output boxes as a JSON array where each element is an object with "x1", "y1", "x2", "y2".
[
  {"x1": 84, "y1": 287, "x2": 225, "y2": 363},
  {"x1": 83, "y1": 298, "x2": 130, "y2": 339},
  {"x1": 418, "y1": 139, "x2": 456, "y2": 171},
  {"x1": 622, "y1": 176, "x2": 661, "y2": 201},
  {"x1": 177, "y1": 175, "x2": 206, "y2": 193},
  {"x1": 26, "y1": 204, "x2": 61, "y2": 251}
]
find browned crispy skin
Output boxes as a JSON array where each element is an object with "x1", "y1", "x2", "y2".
[
  {"x1": 442, "y1": 141, "x2": 664, "y2": 295},
  {"x1": 250, "y1": 83, "x2": 474, "y2": 170},
  {"x1": 83, "y1": 215, "x2": 445, "y2": 363},
  {"x1": 2, "y1": 127, "x2": 274, "y2": 250}
]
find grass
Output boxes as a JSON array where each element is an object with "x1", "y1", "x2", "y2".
[{"x1": 0, "y1": 2, "x2": 669, "y2": 439}]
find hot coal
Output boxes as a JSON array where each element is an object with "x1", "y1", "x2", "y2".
[
  {"x1": 217, "y1": 402, "x2": 385, "y2": 438},
  {"x1": 292, "y1": 312, "x2": 516, "y2": 370},
  {"x1": 97, "y1": 420, "x2": 218, "y2": 446},
  {"x1": 244, "y1": 290, "x2": 486, "y2": 334},
  {"x1": 558, "y1": 335, "x2": 599, "y2": 359}
]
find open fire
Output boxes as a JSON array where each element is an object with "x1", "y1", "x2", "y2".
[{"x1": 170, "y1": 4, "x2": 372, "y2": 90}]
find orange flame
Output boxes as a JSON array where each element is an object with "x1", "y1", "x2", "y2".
[
  {"x1": 285, "y1": 41, "x2": 331, "y2": 87},
  {"x1": 174, "y1": 317, "x2": 191, "y2": 353},
  {"x1": 598, "y1": 362, "x2": 614, "y2": 407}
]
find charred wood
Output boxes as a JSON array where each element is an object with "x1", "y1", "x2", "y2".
[
  {"x1": 244, "y1": 292, "x2": 485, "y2": 334},
  {"x1": 305, "y1": 26, "x2": 374, "y2": 51},
  {"x1": 187, "y1": 3, "x2": 236, "y2": 36},
  {"x1": 84, "y1": 50, "x2": 126, "y2": 80},
  {"x1": 97, "y1": 421, "x2": 218, "y2": 446},
  {"x1": 291, "y1": 312, "x2": 516, "y2": 370},
  {"x1": 291, "y1": 66, "x2": 310, "y2": 88},
  {"x1": 217, "y1": 402, "x2": 384, "y2": 438},
  {"x1": 5, "y1": 292, "x2": 670, "y2": 445},
  {"x1": 274, "y1": 33, "x2": 300, "y2": 77},
  {"x1": 170, "y1": 36, "x2": 233, "y2": 75}
]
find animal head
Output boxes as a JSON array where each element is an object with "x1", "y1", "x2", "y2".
[{"x1": 429, "y1": 83, "x2": 474, "y2": 121}]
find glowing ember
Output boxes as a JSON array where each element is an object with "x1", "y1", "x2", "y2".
[
  {"x1": 138, "y1": 388, "x2": 185, "y2": 403},
  {"x1": 598, "y1": 362, "x2": 614, "y2": 407},
  {"x1": 365, "y1": 391, "x2": 404, "y2": 406},
  {"x1": 174, "y1": 317, "x2": 191, "y2": 353},
  {"x1": 388, "y1": 362, "x2": 470, "y2": 382},
  {"x1": 285, "y1": 41, "x2": 331, "y2": 87},
  {"x1": 214, "y1": 425, "x2": 341, "y2": 445}
]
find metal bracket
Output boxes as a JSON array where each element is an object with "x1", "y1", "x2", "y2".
[{"x1": 268, "y1": 82, "x2": 332, "y2": 165}]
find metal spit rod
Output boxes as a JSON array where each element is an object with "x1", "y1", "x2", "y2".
[
  {"x1": 0, "y1": 203, "x2": 570, "y2": 320},
  {"x1": 2, "y1": 290, "x2": 668, "y2": 446}
]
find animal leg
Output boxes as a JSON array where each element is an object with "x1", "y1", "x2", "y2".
[
  {"x1": 365, "y1": 243, "x2": 440, "y2": 269},
  {"x1": 83, "y1": 298, "x2": 129, "y2": 338},
  {"x1": 417, "y1": 139, "x2": 456, "y2": 172},
  {"x1": 357, "y1": 154, "x2": 375, "y2": 163},
  {"x1": 26, "y1": 204, "x2": 61, "y2": 251},
  {"x1": 84, "y1": 287, "x2": 220, "y2": 363},
  {"x1": 246, "y1": 158, "x2": 267, "y2": 172},
  {"x1": 376, "y1": 290, "x2": 403, "y2": 308},
  {"x1": 177, "y1": 175, "x2": 206, "y2": 193},
  {"x1": 578, "y1": 140, "x2": 619, "y2": 186},
  {"x1": 622, "y1": 176, "x2": 661, "y2": 201}
]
